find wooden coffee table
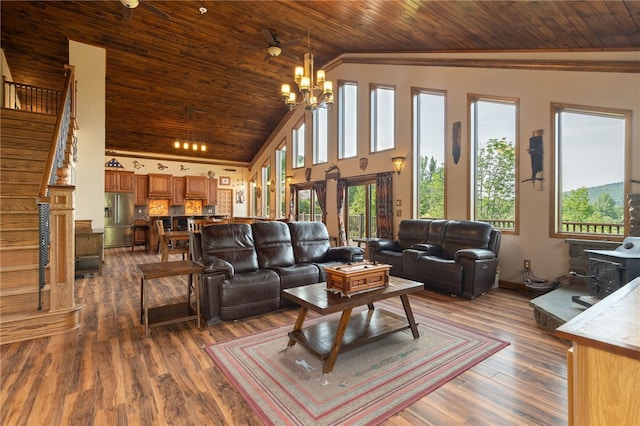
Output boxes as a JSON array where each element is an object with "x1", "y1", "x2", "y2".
[{"x1": 282, "y1": 278, "x2": 423, "y2": 373}]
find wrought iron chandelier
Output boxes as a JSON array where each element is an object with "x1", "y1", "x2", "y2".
[{"x1": 280, "y1": 34, "x2": 333, "y2": 111}]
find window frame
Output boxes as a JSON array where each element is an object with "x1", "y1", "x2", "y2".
[
  {"x1": 291, "y1": 117, "x2": 306, "y2": 169},
  {"x1": 412, "y1": 87, "x2": 447, "y2": 220},
  {"x1": 468, "y1": 93, "x2": 520, "y2": 235},
  {"x1": 338, "y1": 80, "x2": 358, "y2": 160},
  {"x1": 549, "y1": 102, "x2": 631, "y2": 241},
  {"x1": 312, "y1": 107, "x2": 328, "y2": 165},
  {"x1": 370, "y1": 83, "x2": 396, "y2": 153},
  {"x1": 275, "y1": 139, "x2": 287, "y2": 219}
]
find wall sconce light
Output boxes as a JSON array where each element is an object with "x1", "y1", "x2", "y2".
[
  {"x1": 392, "y1": 156, "x2": 405, "y2": 175},
  {"x1": 286, "y1": 175, "x2": 293, "y2": 185},
  {"x1": 268, "y1": 179, "x2": 276, "y2": 192}
]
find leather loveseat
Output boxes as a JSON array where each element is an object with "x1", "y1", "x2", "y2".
[
  {"x1": 191, "y1": 221, "x2": 364, "y2": 325},
  {"x1": 368, "y1": 219, "x2": 501, "y2": 299}
]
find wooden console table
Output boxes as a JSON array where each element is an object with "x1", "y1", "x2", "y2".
[
  {"x1": 556, "y1": 277, "x2": 640, "y2": 425},
  {"x1": 75, "y1": 229, "x2": 103, "y2": 277},
  {"x1": 136, "y1": 260, "x2": 202, "y2": 338}
]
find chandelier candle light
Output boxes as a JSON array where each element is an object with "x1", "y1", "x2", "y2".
[{"x1": 280, "y1": 36, "x2": 333, "y2": 110}]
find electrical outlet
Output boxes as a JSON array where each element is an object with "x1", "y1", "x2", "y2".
[{"x1": 524, "y1": 259, "x2": 531, "y2": 270}]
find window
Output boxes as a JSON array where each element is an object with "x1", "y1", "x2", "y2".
[
  {"x1": 552, "y1": 104, "x2": 629, "y2": 238},
  {"x1": 250, "y1": 175, "x2": 258, "y2": 217},
  {"x1": 338, "y1": 81, "x2": 357, "y2": 159},
  {"x1": 413, "y1": 88, "x2": 446, "y2": 219},
  {"x1": 370, "y1": 84, "x2": 395, "y2": 152},
  {"x1": 313, "y1": 107, "x2": 328, "y2": 164},
  {"x1": 292, "y1": 119, "x2": 305, "y2": 168},
  {"x1": 345, "y1": 179, "x2": 377, "y2": 242},
  {"x1": 296, "y1": 187, "x2": 321, "y2": 221},
  {"x1": 276, "y1": 142, "x2": 287, "y2": 218},
  {"x1": 262, "y1": 162, "x2": 271, "y2": 217},
  {"x1": 470, "y1": 95, "x2": 518, "y2": 231}
]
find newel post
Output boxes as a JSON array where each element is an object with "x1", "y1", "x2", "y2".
[{"x1": 48, "y1": 184, "x2": 76, "y2": 311}]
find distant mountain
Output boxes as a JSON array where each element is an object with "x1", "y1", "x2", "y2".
[{"x1": 564, "y1": 182, "x2": 625, "y2": 206}]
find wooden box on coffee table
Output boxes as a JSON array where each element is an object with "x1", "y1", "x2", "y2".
[{"x1": 325, "y1": 261, "x2": 390, "y2": 296}]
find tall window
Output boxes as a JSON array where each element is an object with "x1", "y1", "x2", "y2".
[
  {"x1": 296, "y1": 186, "x2": 321, "y2": 221},
  {"x1": 552, "y1": 104, "x2": 629, "y2": 237},
  {"x1": 276, "y1": 142, "x2": 287, "y2": 218},
  {"x1": 292, "y1": 119, "x2": 305, "y2": 168},
  {"x1": 345, "y1": 179, "x2": 377, "y2": 242},
  {"x1": 413, "y1": 88, "x2": 446, "y2": 219},
  {"x1": 371, "y1": 84, "x2": 395, "y2": 152},
  {"x1": 470, "y1": 95, "x2": 518, "y2": 231},
  {"x1": 250, "y1": 175, "x2": 258, "y2": 217},
  {"x1": 262, "y1": 162, "x2": 271, "y2": 217},
  {"x1": 338, "y1": 81, "x2": 358, "y2": 159},
  {"x1": 313, "y1": 108, "x2": 328, "y2": 164}
]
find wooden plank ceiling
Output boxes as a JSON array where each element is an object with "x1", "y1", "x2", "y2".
[{"x1": 1, "y1": 1, "x2": 639, "y2": 164}]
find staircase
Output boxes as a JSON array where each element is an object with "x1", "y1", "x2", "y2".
[{"x1": 0, "y1": 108, "x2": 80, "y2": 344}]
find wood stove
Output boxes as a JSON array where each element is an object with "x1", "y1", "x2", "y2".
[{"x1": 573, "y1": 237, "x2": 640, "y2": 305}]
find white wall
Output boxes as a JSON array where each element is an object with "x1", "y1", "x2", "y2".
[
  {"x1": 69, "y1": 40, "x2": 106, "y2": 230},
  {"x1": 253, "y1": 51, "x2": 640, "y2": 284}
]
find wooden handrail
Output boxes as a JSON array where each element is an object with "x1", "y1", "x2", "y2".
[{"x1": 38, "y1": 66, "x2": 75, "y2": 199}]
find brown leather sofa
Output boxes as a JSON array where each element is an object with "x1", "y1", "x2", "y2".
[
  {"x1": 191, "y1": 221, "x2": 364, "y2": 325},
  {"x1": 368, "y1": 219, "x2": 501, "y2": 299}
]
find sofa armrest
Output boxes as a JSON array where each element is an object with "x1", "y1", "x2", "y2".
[
  {"x1": 411, "y1": 243, "x2": 442, "y2": 256},
  {"x1": 368, "y1": 239, "x2": 400, "y2": 253},
  {"x1": 327, "y1": 246, "x2": 364, "y2": 262},
  {"x1": 454, "y1": 248, "x2": 496, "y2": 262},
  {"x1": 203, "y1": 257, "x2": 234, "y2": 279}
]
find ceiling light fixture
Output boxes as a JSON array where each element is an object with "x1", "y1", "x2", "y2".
[
  {"x1": 280, "y1": 32, "x2": 333, "y2": 111},
  {"x1": 173, "y1": 128, "x2": 206, "y2": 152}
]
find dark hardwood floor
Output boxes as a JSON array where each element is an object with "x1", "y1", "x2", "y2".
[{"x1": 1, "y1": 248, "x2": 569, "y2": 425}]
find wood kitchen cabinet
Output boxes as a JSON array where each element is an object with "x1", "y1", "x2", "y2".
[
  {"x1": 134, "y1": 174, "x2": 148, "y2": 205},
  {"x1": 148, "y1": 173, "x2": 172, "y2": 198},
  {"x1": 556, "y1": 277, "x2": 640, "y2": 426},
  {"x1": 105, "y1": 170, "x2": 134, "y2": 192},
  {"x1": 205, "y1": 179, "x2": 218, "y2": 206},
  {"x1": 171, "y1": 176, "x2": 186, "y2": 205},
  {"x1": 185, "y1": 175, "x2": 207, "y2": 199}
]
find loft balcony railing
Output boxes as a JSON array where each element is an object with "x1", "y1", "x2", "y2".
[{"x1": 3, "y1": 77, "x2": 62, "y2": 115}]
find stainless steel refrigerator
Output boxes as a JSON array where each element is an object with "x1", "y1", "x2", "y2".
[{"x1": 104, "y1": 192, "x2": 134, "y2": 248}]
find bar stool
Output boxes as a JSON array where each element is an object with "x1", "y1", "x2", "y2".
[{"x1": 131, "y1": 224, "x2": 150, "y2": 251}]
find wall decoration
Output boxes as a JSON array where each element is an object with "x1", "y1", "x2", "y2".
[
  {"x1": 359, "y1": 157, "x2": 368, "y2": 171},
  {"x1": 180, "y1": 165, "x2": 190, "y2": 171},
  {"x1": 305, "y1": 168, "x2": 312, "y2": 182},
  {"x1": 522, "y1": 129, "x2": 544, "y2": 190},
  {"x1": 220, "y1": 176, "x2": 231, "y2": 185},
  {"x1": 157, "y1": 162, "x2": 168, "y2": 170},
  {"x1": 325, "y1": 163, "x2": 340, "y2": 180},
  {"x1": 132, "y1": 160, "x2": 144, "y2": 169},
  {"x1": 207, "y1": 170, "x2": 216, "y2": 179},
  {"x1": 105, "y1": 158, "x2": 124, "y2": 168},
  {"x1": 452, "y1": 121, "x2": 461, "y2": 164},
  {"x1": 236, "y1": 189, "x2": 245, "y2": 204}
]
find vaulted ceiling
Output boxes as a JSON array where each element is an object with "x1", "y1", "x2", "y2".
[{"x1": 2, "y1": 1, "x2": 639, "y2": 164}]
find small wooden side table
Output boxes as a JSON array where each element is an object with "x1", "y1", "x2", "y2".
[{"x1": 137, "y1": 260, "x2": 202, "y2": 338}]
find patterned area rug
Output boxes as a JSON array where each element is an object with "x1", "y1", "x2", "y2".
[{"x1": 206, "y1": 299, "x2": 508, "y2": 425}]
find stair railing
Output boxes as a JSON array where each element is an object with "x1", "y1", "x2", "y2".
[
  {"x1": 36, "y1": 65, "x2": 77, "y2": 310},
  {"x1": 2, "y1": 77, "x2": 61, "y2": 115}
]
